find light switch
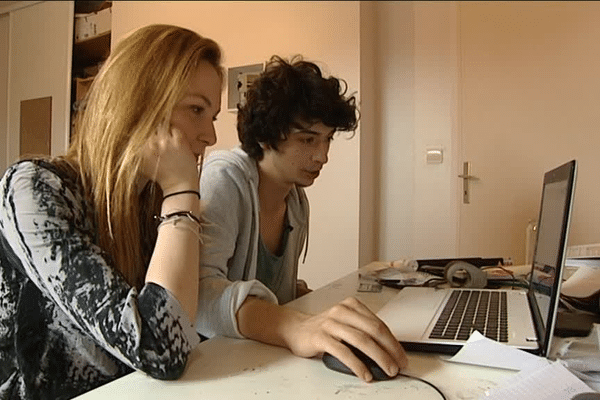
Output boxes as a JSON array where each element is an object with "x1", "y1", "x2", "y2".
[{"x1": 426, "y1": 148, "x2": 443, "y2": 164}]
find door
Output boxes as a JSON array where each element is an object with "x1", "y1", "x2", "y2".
[{"x1": 457, "y1": 2, "x2": 600, "y2": 264}]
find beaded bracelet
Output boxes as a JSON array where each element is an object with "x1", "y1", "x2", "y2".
[{"x1": 162, "y1": 190, "x2": 201, "y2": 201}]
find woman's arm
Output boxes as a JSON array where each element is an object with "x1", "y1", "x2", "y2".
[
  {"x1": 143, "y1": 125, "x2": 201, "y2": 322},
  {"x1": 145, "y1": 192, "x2": 200, "y2": 321},
  {"x1": 0, "y1": 161, "x2": 199, "y2": 379}
]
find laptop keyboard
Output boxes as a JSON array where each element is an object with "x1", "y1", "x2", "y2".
[{"x1": 429, "y1": 290, "x2": 509, "y2": 342}]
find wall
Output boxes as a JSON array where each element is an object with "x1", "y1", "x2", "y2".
[
  {"x1": 112, "y1": 1, "x2": 362, "y2": 289},
  {"x1": 374, "y1": 2, "x2": 416, "y2": 261},
  {"x1": 358, "y1": 1, "x2": 378, "y2": 266},
  {"x1": 376, "y1": 1, "x2": 600, "y2": 266},
  {"x1": 411, "y1": 3, "x2": 459, "y2": 259},
  {"x1": 4, "y1": 1, "x2": 598, "y2": 288},
  {"x1": 111, "y1": 1, "x2": 462, "y2": 286},
  {"x1": 457, "y1": 1, "x2": 600, "y2": 260},
  {"x1": 374, "y1": 2, "x2": 459, "y2": 262}
]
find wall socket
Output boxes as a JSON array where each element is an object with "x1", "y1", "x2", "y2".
[{"x1": 227, "y1": 63, "x2": 264, "y2": 111}]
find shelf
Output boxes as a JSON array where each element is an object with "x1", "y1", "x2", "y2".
[{"x1": 73, "y1": 31, "x2": 111, "y2": 66}]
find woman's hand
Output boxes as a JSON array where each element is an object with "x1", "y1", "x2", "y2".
[
  {"x1": 237, "y1": 296, "x2": 408, "y2": 382},
  {"x1": 141, "y1": 121, "x2": 199, "y2": 194}
]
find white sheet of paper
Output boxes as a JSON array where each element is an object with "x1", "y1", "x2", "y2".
[
  {"x1": 446, "y1": 331, "x2": 549, "y2": 371},
  {"x1": 481, "y1": 361, "x2": 594, "y2": 399}
]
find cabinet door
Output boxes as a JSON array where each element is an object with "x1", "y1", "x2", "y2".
[
  {"x1": 1, "y1": 13, "x2": 8, "y2": 175},
  {"x1": 7, "y1": 1, "x2": 73, "y2": 164}
]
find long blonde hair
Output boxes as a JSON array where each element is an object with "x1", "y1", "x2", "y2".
[{"x1": 67, "y1": 24, "x2": 223, "y2": 289}]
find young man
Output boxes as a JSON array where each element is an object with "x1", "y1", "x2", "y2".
[{"x1": 196, "y1": 56, "x2": 407, "y2": 382}]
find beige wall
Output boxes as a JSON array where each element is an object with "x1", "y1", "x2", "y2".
[
  {"x1": 3, "y1": 1, "x2": 599, "y2": 288},
  {"x1": 374, "y1": 2, "x2": 416, "y2": 260},
  {"x1": 112, "y1": 1, "x2": 363, "y2": 289},
  {"x1": 112, "y1": 1, "x2": 600, "y2": 277},
  {"x1": 358, "y1": 1, "x2": 378, "y2": 265},
  {"x1": 372, "y1": 2, "x2": 459, "y2": 262},
  {"x1": 457, "y1": 1, "x2": 600, "y2": 261},
  {"x1": 390, "y1": 1, "x2": 600, "y2": 264}
]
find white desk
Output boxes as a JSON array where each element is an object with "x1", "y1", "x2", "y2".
[{"x1": 76, "y1": 269, "x2": 518, "y2": 400}]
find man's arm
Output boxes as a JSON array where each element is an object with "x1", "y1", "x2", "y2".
[{"x1": 236, "y1": 296, "x2": 408, "y2": 382}]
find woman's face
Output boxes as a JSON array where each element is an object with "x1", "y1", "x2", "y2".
[{"x1": 170, "y1": 60, "x2": 222, "y2": 161}]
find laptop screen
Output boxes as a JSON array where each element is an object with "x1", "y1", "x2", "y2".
[{"x1": 528, "y1": 160, "x2": 577, "y2": 356}]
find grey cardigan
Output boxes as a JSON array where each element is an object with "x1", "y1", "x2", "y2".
[{"x1": 196, "y1": 147, "x2": 309, "y2": 339}]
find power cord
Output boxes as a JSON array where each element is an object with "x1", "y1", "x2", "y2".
[{"x1": 398, "y1": 372, "x2": 447, "y2": 400}]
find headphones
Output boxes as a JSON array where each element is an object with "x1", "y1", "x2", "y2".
[{"x1": 444, "y1": 260, "x2": 488, "y2": 289}]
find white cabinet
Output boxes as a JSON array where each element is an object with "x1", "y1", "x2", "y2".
[
  {"x1": 3, "y1": 1, "x2": 74, "y2": 172},
  {"x1": 1, "y1": 13, "x2": 9, "y2": 175}
]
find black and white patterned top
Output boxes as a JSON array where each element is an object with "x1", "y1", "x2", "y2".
[{"x1": 0, "y1": 160, "x2": 200, "y2": 399}]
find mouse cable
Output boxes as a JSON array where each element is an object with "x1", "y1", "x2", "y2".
[{"x1": 397, "y1": 372, "x2": 447, "y2": 400}]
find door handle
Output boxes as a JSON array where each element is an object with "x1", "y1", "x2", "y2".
[{"x1": 458, "y1": 161, "x2": 478, "y2": 204}]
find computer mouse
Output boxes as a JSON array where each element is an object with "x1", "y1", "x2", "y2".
[
  {"x1": 571, "y1": 393, "x2": 600, "y2": 400},
  {"x1": 322, "y1": 342, "x2": 393, "y2": 381}
]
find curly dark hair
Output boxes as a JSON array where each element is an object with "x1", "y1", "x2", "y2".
[{"x1": 237, "y1": 55, "x2": 359, "y2": 160}]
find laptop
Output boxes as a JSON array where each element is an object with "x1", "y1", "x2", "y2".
[{"x1": 376, "y1": 159, "x2": 577, "y2": 357}]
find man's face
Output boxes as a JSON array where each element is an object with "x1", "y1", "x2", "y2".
[{"x1": 262, "y1": 121, "x2": 336, "y2": 188}]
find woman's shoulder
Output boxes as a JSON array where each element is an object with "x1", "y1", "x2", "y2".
[
  {"x1": 4, "y1": 158, "x2": 77, "y2": 182},
  {"x1": 1, "y1": 158, "x2": 82, "y2": 203}
]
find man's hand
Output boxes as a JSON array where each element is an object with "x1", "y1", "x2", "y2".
[{"x1": 237, "y1": 296, "x2": 408, "y2": 382}]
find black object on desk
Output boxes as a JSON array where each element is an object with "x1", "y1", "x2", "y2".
[
  {"x1": 417, "y1": 257, "x2": 504, "y2": 272},
  {"x1": 571, "y1": 393, "x2": 600, "y2": 400},
  {"x1": 322, "y1": 343, "x2": 393, "y2": 381},
  {"x1": 555, "y1": 309, "x2": 600, "y2": 337}
]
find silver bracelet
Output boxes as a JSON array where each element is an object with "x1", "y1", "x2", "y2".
[
  {"x1": 155, "y1": 210, "x2": 201, "y2": 226},
  {"x1": 156, "y1": 214, "x2": 202, "y2": 241}
]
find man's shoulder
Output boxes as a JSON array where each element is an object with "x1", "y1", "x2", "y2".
[{"x1": 204, "y1": 148, "x2": 257, "y2": 179}]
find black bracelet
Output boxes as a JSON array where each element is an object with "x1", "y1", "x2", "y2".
[
  {"x1": 162, "y1": 190, "x2": 201, "y2": 201},
  {"x1": 155, "y1": 210, "x2": 202, "y2": 226}
]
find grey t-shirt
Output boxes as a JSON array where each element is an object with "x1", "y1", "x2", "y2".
[{"x1": 256, "y1": 224, "x2": 292, "y2": 301}]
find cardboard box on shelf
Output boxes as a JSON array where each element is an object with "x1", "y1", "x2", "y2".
[
  {"x1": 75, "y1": 7, "x2": 111, "y2": 43},
  {"x1": 75, "y1": 76, "x2": 95, "y2": 102}
]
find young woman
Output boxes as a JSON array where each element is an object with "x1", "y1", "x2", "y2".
[{"x1": 0, "y1": 24, "x2": 222, "y2": 399}]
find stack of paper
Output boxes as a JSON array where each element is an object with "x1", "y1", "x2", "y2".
[{"x1": 446, "y1": 332, "x2": 596, "y2": 399}]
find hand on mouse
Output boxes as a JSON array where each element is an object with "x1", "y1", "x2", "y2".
[
  {"x1": 236, "y1": 296, "x2": 408, "y2": 382},
  {"x1": 282, "y1": 297, "x2": 408, "y2": 382}
]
